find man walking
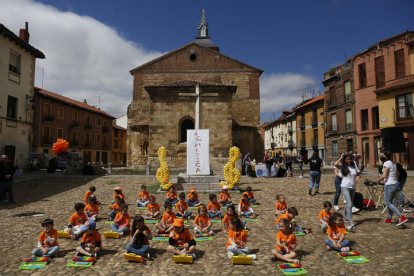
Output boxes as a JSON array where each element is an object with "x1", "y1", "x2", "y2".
[{"x1": 0, "y1": 155, "x2": 16, "y2": 204}]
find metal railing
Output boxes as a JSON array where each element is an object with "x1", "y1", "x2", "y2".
[
  {"x1": 346, "y1": 123, "x2": 353, "y2": 132},
  {"x1": 327, "y1": 125, "x2": 338, "y2": 134},
  {"x1": 311, "y1": 137, "x2": 318, "y2": 146},
  {"x1": 300, "y1": 140, "x2": 306, "y2": 147},
  {"x1": 396, "y1": 105, "x2": 414, "y2": 122},
  {"x1": 102, "y1": 126, "x2": 110, "y2": 133},
  {"x1": 42, "y1": 136, "x2": 53, "y2": 145}
]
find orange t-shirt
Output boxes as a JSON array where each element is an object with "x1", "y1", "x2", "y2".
[
  {"x1": 223, "y1": 213, "x2": 239, "y2": 230},
  {"x1": 69, "y1": 212, "x2": 87, "y2": 226},
  {"x1": 275, "y1": 202, "x2": 287, "y2": 210},
  {"x1": 207, "y1": 202, "x2": 221, "y2": 212},
  {"x1": 188, "y1": 192, "x2": 199, "y2": 201},
  {"x1": 276, "y1": 231, "x2": 297, "y2": 250},
  {"x1": 239, "y1": 200, "x2": 251, "y2": 212},
  {"x1": 176, "y1": 201, "x2": 188, "y2": 213},
  {"x1": 194, "y1": 215, "x2": 210, "y2": 228},
  {"x1": 81, "y1": 231, "x2": 102, "y2": 248},
  {"x1": 275, "y1": 213, "x2": 292, "y2": 225},
  {"x1": 219, "y1": 192, "x2": 231, "y2": 202},
  {"x1": 85, "y1": 204, "x2": 99, "y2": 214},
  {"x1": 138, "y1": 191, "x2": 150, "y2": 201},
  {"x1": 326, "y1": 224, "x2": 347, "y2": 240},
  {"x1": 147, "y1": 203, "x2": 160, "y2": 213},
  {"x1": 243, "y1": 191, "x2": 254, "y2": 200},
  {"x1": 171, "y1": 229, "x2": 193, "y2": 247},
  {"x1": 114, "y1": 213, "x2": 131, "y2": 229},
  {"x1": 226, "y1": 229, "x2": 247, "y2": 249},
  {"x1": 84, "y1": 191, "x2": 93, "y2": 204},
  {"x1": 112, "y1": 203, "x2": 121, "y2": 213},
  {"x1": 38, "y1": 229, "x2": 59, "y2": 247},
  {"x1": 318, "y1": 210, "x2": 333, "y2": 225},
  {"x1": 130, "y1": 225, "x2": 152, "y2": 245},
  {"x1": 166, "y1": 191, "x2": 177, "y2": 200},
  {"x1": 161, "y1": 212, "x2": 176, "y2": 226},
  {"x1": 114, "y1": 193, "x2": 125, "y2": 200}
]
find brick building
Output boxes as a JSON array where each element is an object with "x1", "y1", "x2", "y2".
[
  {"x1": 33, "y1": 88, "x2": 115, "y2": 164},
  {"x1": 112, "y1": 122, "x2": 127, "y2": 164},
  {"x1": 127, "y1": 9, "x2": 264, "y2": 173},
  {"x1": 353, "y1": 31, "x2": 414, "y2": 167},
  {"x1": 322, "y1": 63, "x2": 357, "y2": 166}
]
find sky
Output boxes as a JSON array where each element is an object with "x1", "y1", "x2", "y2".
[{"x1": 1, "y1": 0, "x2": 413, "y2": 122}]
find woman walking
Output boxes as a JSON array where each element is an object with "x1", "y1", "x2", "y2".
[
  {"x1": 296, "y1": 153, "x2": 304, "y2": 178},
  {"x1": 308, "y1": 151, "x2": 323, "y2": 195}
]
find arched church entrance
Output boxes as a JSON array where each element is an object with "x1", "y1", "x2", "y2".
[{"x1": 180, "y1": 118, "x2": 195, "y2": 143}]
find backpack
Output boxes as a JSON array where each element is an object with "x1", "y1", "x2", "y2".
[{"x1": 353, "y1": 192, "x2": 363, "y2": 210}]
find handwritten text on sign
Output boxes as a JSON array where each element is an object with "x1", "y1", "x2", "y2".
[{"x1": 187, "y1": 129, "x2": 210, "y2": 175}]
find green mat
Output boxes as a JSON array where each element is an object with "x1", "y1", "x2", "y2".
[
  {"x1": 136, "y1": 206, "x2": 147, "y2": 210},
  {"x1": 195, "y1": 236, "x2": 213, "y2": 242},
  {"x1": 243, "y1": 218, "x2": 258, "y2": 222},
  {"x1": 19, "y1": 262, "x2": 48, "y2": 270},
  {"x1": 152, "y1": 237, "x2": 169, "y2": 242},
  {"x1": 105, "y1": 220, "x2": 114, "y2": 224},
  {"x1": 210, "y1": 219, "x2": 221, "y2": 223},
  {"x1": 294, "y1": 231, "x2": 305, "y2": 236},
  {"x1": 67, "y1": 261, "x2": 95, "y2": 268},
  {"x1": 337, "y1": 254, "x2": 369, "y2": 264},
  {"x1": 144, "y1": 219, "x2": 158, "y2": 224},
  {"x1": 251, "y1": 205, "x2": 258, "y2": 208},
  {"x1": 188, "y1": 206, "x2": 199, "y2": 209},
  {"x1": 278, "y1": 267, "x2": 308, "y2": 275}
]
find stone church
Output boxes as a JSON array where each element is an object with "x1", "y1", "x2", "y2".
[{"x1": 127, "y1": 9, "x2": 264, "y2": 174}]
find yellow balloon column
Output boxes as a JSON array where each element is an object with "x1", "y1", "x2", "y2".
[
  {"x1": 220, "y1": 147, "x2": 241, "y2": 190},
  {"x1": 156, "y1": 146, "x2": 173, "y2": 191}
]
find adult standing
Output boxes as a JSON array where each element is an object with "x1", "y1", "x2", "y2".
[
  {"x1": 396, "y1": 163, "x2": 407, "y2": 209},
  {"x1": 377, "y1": 151, "x2": 408, "y2": 226},
  {"x1": 284, "y1": 154, "x2": 293, "y2": 177},
  {"x1": 263, "y1": 151, "x2": 272, "y2": 178},
  {"x1": 243, "y1": 152, "x2": 251, "y2": 177},
  {"x1": 334, "y1": 153, "x2": 359, "y2": 230},
  {"x1": 296, "y1": 153, "x2": 304, "y2": 178},
  {"x1": 308, "y1": 151, "x2": 323, "y2": 195},
  {"x1": 0, "y1": 155, "x2": 16, "y2": 204}
]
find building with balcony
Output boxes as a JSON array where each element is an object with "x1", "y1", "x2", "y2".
[
  {"x1": 353, "y1": 31, "x2": 414, "y2": 168},
  {"x1": 0, "y1": 22, "x2": 45, "y2": 168},
  {"x1": 322, "y1": 63, "x2": 357, "y2": 166},
  {"x1": 33, "y1": 88, "x2": 116, "y2": 165},
  {"x1": 112, "y1": 122, "x2": 127, "y2": 164}
]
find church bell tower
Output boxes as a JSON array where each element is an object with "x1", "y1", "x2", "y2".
[{"x1": 194, "y1": 7, "x2": 220, "y2": 52}]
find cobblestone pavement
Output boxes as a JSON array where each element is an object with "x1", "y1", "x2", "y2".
[{"x1": 1, "y1": 174, "x2": 413, "y2": 276}]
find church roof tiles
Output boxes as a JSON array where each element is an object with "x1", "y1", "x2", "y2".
[{"x1": 144, "y1": 80, "x2": 236, "y2": 88}]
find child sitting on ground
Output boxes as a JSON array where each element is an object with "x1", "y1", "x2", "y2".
[
  {"x1": 207, "y1": 194, "x2": 222, "y2": 218},
  {"x1": 275, "y1": 195, "x2": 287, "y2": 216},
  {"x1": 325, "y1": 213, "x2": 350, "y2": 252},
  {"x1": 111, "y1": 187, "x2": 125, "y2": 204},
  {"x1": 126, "y1": 215, "x2": 152, "y2": 259},
  {"x1": 145, "y1": 196, "x2": 160, "y2": 219},
  {"x1": 219, "y1": 186, "x2": 232, "y2": 206},
  {"x1": 271, "y1": 218, "x2": 298, "y2": 263},
  {"x1": 110, "y1": 204, "x2": 131, "y2": 237},
  {"x1": 238, "y1": 194, "x2": 255, "y2": 218},
  {"x1": 64, "y1": 203, "x2": 87, "y2": 240},
  {"x1": 108, "y1": 196, "x2": 124, "y2": 220},
  {"x1": 187, "y1": 187, "x2": 200, "y2": 206},
  {"x1": 167, "y1": 218, "x2": 196, "y2": 259},
  {"x1": 84, "y1": 186, "x2": 96, "y2": 205},
  {"x1": 176, "y1": 192, "x2": 192, "y2": 219},
  {"x1": 275, "y1": 207, "x2": 300, "y2": 231},
  {"x1": 319, "y1": 201, "x2": 333, "y2": 232},
  {"x1": 243, "y1": 186, "x2": 256, "y2": 204},
  {"x1": 165, "y1": 186, "x2": 178, "y2": 205},
  {"x1": 194, "y1": 204, "x2": 213, "y2": 234},
  {"x1": 137, "y1": 185, "x2": 150, "y2": 207},
  {"x1": 223, "y1": 204, "x2": 246, "y2": 232},
  {"x1": 76, "y1": 220, "x2": 101, "y2": 258},
  {"x1": 155, "y1": 202, "x2": 176, "y2": 234},
  {"x1": 32, "y1": 219, "x2": 60, "y2": 258},
  {"x1": 226, "y1": 217, "x2": 256, "y2": 259},
  {"x1": 85, "y1": 195, "x2": 99, "y2": 221}
]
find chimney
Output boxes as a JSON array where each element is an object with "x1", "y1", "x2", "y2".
[
  {"x1": 19, "y1": 22, "x2": 30, "y2": 43},
  {"x1": 83, "y1": 99, "x2": 87, "y2": 105}
]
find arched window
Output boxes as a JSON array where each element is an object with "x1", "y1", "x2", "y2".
[
  {"x1": 180, "y1": 119, "x2": 194, "y2": 143},
  {"x1": 141, "y1": 140, "x2": 149, "y2": 156}
]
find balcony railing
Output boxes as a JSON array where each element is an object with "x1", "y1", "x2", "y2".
[
  {"x1": 71, "y1": 120, "x2": 80, "y2": 129},
  {"x1": 300, "y1": 140, "x2": 306, "y2": 147},
  {"x1": 71, "y1": 140, "x2": 79, "y2": 147},
  {"x1": 84, "y1": 123, "x2": 92, "y2": 130},
  {"x1": 299, "y1": 120, "x2": 305, "y2": 128},
  {"x1": 396, "y1": 105, "x2": 414, "y2": 122},
  {"x1": 326, "y1": 93, "x2": 355, "y2": 108},
  {"x1": 42, "y1": 136, "x2": 53, "y2": 145},
  {"x1": 345, "y1": 94, "x2": 352, "y2": 103},
  {"x1": 288, "y1": 140, "x2": 295, "y2": 148},
  {"x1": 102, "y1": 126, "x2": 109, "y2": 133},
  {"x1": 327, "y1": 125, "x2": 338, "y2": 134},
  {"x1": 311, "y1": 115, "x2": 318, "y2": 126},
  {"x1": 312, "y1": 137, "x2": 318, "y2": 146},
  {"x1": 346, "y1": 123, "x2": 353, "y2": 132},
  {"x1": 43, "y1": 114, "x2": 54, "y2": 122},
  {"x1": 84, "y1": 141, "x2": 92, "y2": 148}
]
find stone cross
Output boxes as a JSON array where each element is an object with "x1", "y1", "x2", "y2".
[{"x1": 195, "y1": 83, "x2": 201, "y2": 129}]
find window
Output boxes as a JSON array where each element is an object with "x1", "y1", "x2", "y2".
[
  {"x1": 331, "y1": 114, "x2": 337, "y2": 132},
  {"x1": 395, "y1": 49, "x2": 405, "y2": 79},
  {"x1": 86, "y1": 133, "x2": 90, "y2": 142},
  {"x1": 97, "y1": 118, "x2": 101, "y2": 127},
  {"x1": 180, "y1": 119, "x2": 194, "y2": 143},
  {"x1": 120, "y1": 140, "x2": 123, "y2": 149},
  {"x1": 72, "y1": 111, "x2": 78, "y2": 122},
  {"x1": 329, "y1": 86, "x2": 336, "y2": 106},
  {"x1": 85, "y1": 115, "x2": 91, "y2": 126},
  {"x1": 44, "y1": 103, "x2": 51, "y2": 116},
  {"x1": 114, "y1": 139, "x2": 119, "y2": 149},
  {"x1": 43, "y1": 126, "x2": 51, "y2": 141},
  {"x1": 115, "y1": 153, "x2": 117, "y2": 161},
  {"x1": 141, "y1": 141, "x2": 149, "y2": 156},
  {"x1": 345, "y1": 109, "x2": 352, "y2": 132},
  {"x1": 72, "y1": 131, "x2": 77, "y2": 141},
  {"x1": 103, "y1": 121, "x2": 107, "y2": 127},
  {"x1": 103, "y1": 136, "x2": 107, "y2": 144},
  {"x1": 344, "y1": 81, "x2": 351, "y2": 102},
  {"x1": 332, "y1": 141, "x2": 338, "y2": 157},
  {"x1": 7, "y1": 96, "x2": 18, "y2": 119},
  {"x1": 58, "y1": 107, "x2": 64, "y2": 119},
  {"x1": 9, "y1": 51, "x2": 21, "y2": 74},
  {"x1": 57, "y1": 128, "x2": 63, "y2": 139},
  {"x1": 372, "y1": 106, "x2": 379, "y2": 130},
  {"x1": 359, "y1": 63, "x2": 367, "y2": 88},
  {"x1": 96, "y1": 134, "x2": 101, "y2": 143},
  {"x1": 396, "y1": 93, "x2": 413, "y2": 121},
  {"x1": 114, "y1": 129, "x2": 119, "y2": 138},
  {"x1": 121, "y1": 132, "x2": 123, "y2": 138},
  {"x1": 375, "y1": 56, "x2": 385, "y2": 88},
  {"x1": 361, "y1": 109, "x2": 369, "y2": 131}
]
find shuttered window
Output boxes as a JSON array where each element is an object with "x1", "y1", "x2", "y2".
[
  {"x1": 359, "y1": 63, "x2": 367, "y2": 88},
  {"x1": 9, "y1": 52, "x2": 20, "y2": 74},
  {"x1": 344, "y1": 81, "x2": 351, "y2": 102},
  {"x1": 395, "y1": 49, "x2": 405, "y2": 79},
  {"x1": 375, "y1": 56, "x2": 385, "y2": 88}
]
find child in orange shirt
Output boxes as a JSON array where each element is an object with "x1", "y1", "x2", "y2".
[
  {"x1": 222, "y1": 204, "x2": 246, "y2": 232},
  {"x1": 145, "y1": 195, "x2": 160, "y2": 219},
  {"x1": 108, "y1": 196, "x2": 123, "y2": 220},
  {"x1": 176, "y1": 192, "x2": 192, "y2": 219},
  {"x1": 155, "y1": 202, "x2": 176, "y2": 234},
  {"x1": 275, "y1": 195, "x2": 287, "y2": 216},
  {"x1": 271, "y1": 218, "x2": 298, "y2": 263},
  {"x1": 167, "y1": 218, "x2": 196, "y2": 259},
  {"x1": 85, "y1": 195, "x2": 99, "y2": 221},
  {"x1": 238, "y1": 194, "x2": 255, "y2": 217},
  {"x1": 111, "y1": 187, "x2": 125, "y2": 204},
  {"x1": 226, "y1": 217, "x2": 256, "y2": 259},
  {"x1": 76, "y1": 220, "x2": 101, "y2": 257},
  {"x1": 137, "y1": 185, "x2": 150, "y2": 207},
  {"x1": 126, "y1": 215, "x2": 152, "y2": 259},
  {"x1": 187, "y1": 187, "x2": 200, "y2": 206},
  {"x1": 275, "y1": 207, "x2": 298, "y2": 231},
  {"x1": 219, "y1": 186, "x2": 232, "y2": 206},
  {"x1": 64, "y1": 203, "x2": 87, "y2": 239},
  {"x1": 207, "y1": 194, "x2": 222, "y2": 218},
  {"x1": 84, "y1": 186, "x2": 96, "y2": 205},
  {"x1": 325, "y1": 213, "x2": 350, "y2": 252},
  {"x1": 111, "y1": 204, "x2": 131, "y2": 237},
  {"x1": 194, "y1": 204, "x2": 213, "y2": 234},
  {"x1": 243, "y1": 186, "x2": 256, "y2": 204},
  {"x1": 319, "y1": 201, "x2": 333, "y2": 232},
  {"x1": 32, "y1": 219, "x2": 60, "y2": 258},
  {"x1": 165, "y1": 186, "x2": 178, "y2": 205}
]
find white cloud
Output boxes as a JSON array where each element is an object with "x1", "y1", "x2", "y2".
[
  {"x1": 260, "y1": 72, "x2": 318, "y2": 113},
  {"x1": 0, "y1": 0, "x2": 163, "y2": 118}
]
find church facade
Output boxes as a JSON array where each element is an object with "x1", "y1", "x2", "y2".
[{"x1": 127, "y1": 10, "x2": 264, "y2": 174}]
